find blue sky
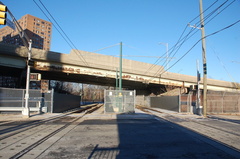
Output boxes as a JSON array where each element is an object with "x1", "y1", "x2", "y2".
[{"x1": 1, "y1": 0, "x2": 240, "y2": 83}]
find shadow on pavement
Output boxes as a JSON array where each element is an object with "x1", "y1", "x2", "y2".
[{"x1": 86, "y1": 113, "x2": 239, "y2": 159}]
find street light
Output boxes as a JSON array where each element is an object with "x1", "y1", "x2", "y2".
[{"x1": 159, "y1": 42, "x2": 169, "y2": 71}]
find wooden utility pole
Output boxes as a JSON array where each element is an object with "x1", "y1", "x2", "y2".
[{"x1": 199, "y1": 0, "x2": 207, "y2": 117}]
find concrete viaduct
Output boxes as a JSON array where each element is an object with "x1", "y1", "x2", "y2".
[{"x1": 0, "y1": 43, "x2": 239, "y2": 95}]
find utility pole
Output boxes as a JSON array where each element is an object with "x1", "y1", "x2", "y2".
[
  {"x1": 199, "y1": 0, "x2": 207, "y2": 117},
  {"x1": 196, "y1": 60, "x2": 201, "y2": 115},
  {"x1": 119, "y1": 42, "x2": 122, "y2": 91},
  {"x1": 22, "y1": 40, "x2": 32, "y2": 117},
  {"x1": 116, "y1": 68, "x2": 119, "y2": 90}
]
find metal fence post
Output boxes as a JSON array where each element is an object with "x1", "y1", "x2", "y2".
[{"x1": 22, "y1": 89, "x2": 25, "y2": 108}]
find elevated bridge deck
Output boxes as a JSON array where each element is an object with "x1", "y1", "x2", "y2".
[{"x1": 0, "y1": 43, "x2": 239, "y2": 93}]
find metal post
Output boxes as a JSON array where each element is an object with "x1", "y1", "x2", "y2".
[
  {"x1": 119, "y1": 42, "x2": 122, "y2": 90},
  {"x1": 199, "y1": 0, "x2": 207, "y2": 117},
  {"x1": 116, "y1": 68, "x2": 119, "y2": 90},
  {"x1": 22, "y1": 39, "x2": 32, "y2": 118},
  {"x1": 118, "y1": 42, "x2": 123, "y2": 112},
  {"x1": 51, "y1": 88, "x2": 54, "y2": 113}
]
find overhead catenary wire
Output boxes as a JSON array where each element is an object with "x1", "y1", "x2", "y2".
[
  {"x1": 159, "y1": 0, "x2": 235, "y2": 74},
  {"x1": 92, "y1": 43, "x2": 174, "y2": 61},
  {"x1": 92, "y1": 43, "x2": 120, "y2": 53},
  {"x1": 232, "y1": 61, "x2": 240, "y2": 64},
  {"x1": 124, "y1": 43, "x2": 172, "y2": 59},
  {"x1": 33, "y1": 0, "x2": 89, "y2": 66}
]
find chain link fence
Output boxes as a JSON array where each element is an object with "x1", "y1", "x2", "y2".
[
  {"x1": 104, "y1": 90, "x2": 135, "y2": 113},
  {"x1": 0, "y1": 87, "x2": 52, "y2": 112}
]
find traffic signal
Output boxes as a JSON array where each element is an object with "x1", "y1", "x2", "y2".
[
  {"x1": 0, "y1": 4, "x2": 7, "y2": 25},
  {"x1": 30, "y1": 73, "x2": 41, "y2": 81}
]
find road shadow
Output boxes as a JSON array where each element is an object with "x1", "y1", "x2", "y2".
[{"x1": 85, "y1": 113, "x2": 240, "y2": 159}]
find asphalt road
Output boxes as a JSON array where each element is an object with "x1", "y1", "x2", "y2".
[
  {"x1": 36, "y1": 116, "x2": 239, "y2": 159},
  {"x1": 0, "y1": 109, "x2": 240, "y2": 159}
]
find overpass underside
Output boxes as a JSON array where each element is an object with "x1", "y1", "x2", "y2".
[{"x1": 0, "y1": 65, "x2": 168, "y2": 95}]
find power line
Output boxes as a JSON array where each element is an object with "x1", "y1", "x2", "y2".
[
  {"x1": 201, "y1": 0, "x2": 236, "y2": 27},
  {"x1": 147, "y1": 19, "x2": 240, "y2": 81},
  {"x1": 33, "y1": 0, "x2": 89, "y2": 66},
  {"x1": 160, "y1": 0, "x2": 233, "y2": 72},
  {"x1": 38, "y1": 0, "x2": 89, "y2": 66},
  {"x1": 159, "y1": 19, "x2": 240, "y2": 76},
  {"x1": 146, "y1": 0, "x2": 236, "y2": 77},
  {"x1": 143, "y1": 0, "x2": 221, "y2": 75},
  {"x1": 212, "y1": 48, "x2": 237, "y2": 84}
]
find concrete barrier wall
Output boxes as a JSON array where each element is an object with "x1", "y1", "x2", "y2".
[
  {"x1": 52, "y1": 92, "x2": 81, "y2": 113},
  {"x1": 150, "y1": 96, "x2": 180, "y2": 112}
]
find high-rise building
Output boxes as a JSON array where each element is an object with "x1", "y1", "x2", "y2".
[{"x1": 0, "y1": 14, "x2": 52, "y2": 51}]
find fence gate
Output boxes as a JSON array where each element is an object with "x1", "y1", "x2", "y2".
[{"x1": 104, "y1": 90, "x2": 135, "y2": 113}]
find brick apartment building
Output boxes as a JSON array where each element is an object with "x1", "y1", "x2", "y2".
[{"x1": 0, "y1": 14, "x2": 52, "y2": 51}]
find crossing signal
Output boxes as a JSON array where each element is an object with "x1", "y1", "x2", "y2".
[
  {"x1": 0, "y1": 4, "x2": 7, "y2": 25},
  {"x1": 30, "y1": 73, "x2": 41, "y2": 81}
]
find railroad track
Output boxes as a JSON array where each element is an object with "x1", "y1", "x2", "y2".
[
  {"x1": 0, "y1": 103, "x2": 103, "y2": 159},
  {"x1": 136, "y1": 105, "x2": 240, "y2": 151},
  {"x1": 0, "y1": 104, "x2": 100, "y2": 138}
]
